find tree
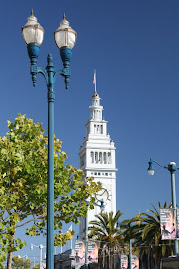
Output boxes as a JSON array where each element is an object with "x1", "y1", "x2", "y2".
[
  {"x1": 0, "y1": 114, "x2": 101, "y2": 268},
  {"x1": 88, "y1": 211, "x2": 124, "y2": 269},
  {"x1": 32, "y1": 265, "x2": 40, "y2": 269},
  {"x1": 121, "y1": 202, "x2": 174, "y2": 269},
  {"x1": 12, "y1": 256, "x2": 31, "y2": 269}
]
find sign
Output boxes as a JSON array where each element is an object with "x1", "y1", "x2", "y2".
[
  {"x1": 177, "y1": 208, "x2": 179, "y2": 238},
  {"x1": 74, "y1": 240, "x2": 85, "y2": 264},
  {"x1": 132, "y1": 255, "x2": 139, "y2": 269},
  {"x1": 74, "y1": 240, "x2": 98, "y2": 265},
  {"x1": 121, "y1": 255, "x2": 128, "y2": 269},
  {"x1": 160, "y1": 208, "x2": 176, "y2": 240}
]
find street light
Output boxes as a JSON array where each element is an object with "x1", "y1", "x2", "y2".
[
  {"x1": 147, "y1": 158, "x2": 179, "y2": 256},
  {"x1": 85, "y1": 201, "x2": 89, "y2": 269},
  {"x1": 22, "y1": 10, "x2": 77, "y2": 269},
  {"x1": 129, "y1": 239, "x2": 134, "y2": 269},
  {"x1": 85, "y1": 200, "x2": 105, "y2": 268},
  {"x1": 17, "y1": 255, "x2": 28, "y2": 259},
  {"x1": 30, "y1": 243, "x2": 46, "y2": 269}
]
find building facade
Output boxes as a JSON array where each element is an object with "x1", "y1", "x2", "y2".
[{"x1": 79, "y1": 90, "x2": 117, "y2": 237}]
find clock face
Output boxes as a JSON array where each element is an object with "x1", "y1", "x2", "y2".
[{"x1": 95, "y1": 187, "x2": 111, "y2": 205}]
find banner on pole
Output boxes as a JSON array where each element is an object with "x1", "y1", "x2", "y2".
[
  {"x1": 160, "y1": 208, "x2": 176, "y2": 240},
  {"x1": 120, "y1": 255, "x2": 128, "y2": 269},
  {"x1": 176, "y1": 208, "x2": 179, "y2": 238},
  {"x1": 132, "y1": 255, "x2": 139, "y2": 269},
  {"x1": 74, "y1": 240, "x2": 98, "y2": 265}
]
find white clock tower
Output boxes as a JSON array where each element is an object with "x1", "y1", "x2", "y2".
[{"x1": 79, "y1": 87, "x2": 117, "y2": 237}]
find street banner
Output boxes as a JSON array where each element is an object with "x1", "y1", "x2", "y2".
[
  {"x1": 121, "y1": 255, "x2": 128, "y2": 269},
  {"x1": 176, "y1": 208, "x2": 179, "y2": 238},
  {"x1": 132, "y1": 255, "x2": 139, "y2": 269},
  {"x1": 74, "y1": 240, "x2": 85, "y2": 264},
  {"x1": 74, "y1": 240, "x2": 98, "y2": 265},
  {"x1": 160, "y1": 208, "x2": 176, "y2": 240},
  {"x1": 87, "y1": 241, "x2": 98, "y2": 263}
]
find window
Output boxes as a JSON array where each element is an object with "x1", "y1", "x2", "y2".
[
  {"x1": 105, "y1": 173, "x2": 108, "y2": 176},
  {"x1": 104, "y1": 152, "x2": 107, "y2": 164},
  {"x1": 95, "y1": 152, "x2": 98, "y2": 163},
  {"x1": 99, "y1": 152, "x2": 102, "y2": 164},
  {"x1": 97, "y1": 125, "x2": 99, "y2": 133},
  {"x1": 108, "y1": 153, "x2": 111, "y2": 164},
  {"x1": 91, "y1": 152, "x2": 94, "y2": 163},
  {"x1": 101, "y1": 125, "x2": 103, "y2": 134},
  {"x1": 98, "y1": 172, "x2": 101, "y2": 176}
]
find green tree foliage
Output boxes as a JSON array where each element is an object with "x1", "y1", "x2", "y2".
[
  {"x1": 121, "y1": 202, "x2": 174, "y2": 268},
  {"x1": 12, "y1": 256, "x2": 31, "y2": 269},
  {"x1": 88, "y1": 211, "x2": 124, "y2": 268},
  {"x1": 0, "y1": 114, "x2": 101, "y2": 268},
  {"x1": 32, "y1": 265, "x2": 40, "y2": 269}
]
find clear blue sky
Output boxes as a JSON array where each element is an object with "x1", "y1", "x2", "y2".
[{"x1": 1, "y1": 0, "x2": 179, "y2": 264}]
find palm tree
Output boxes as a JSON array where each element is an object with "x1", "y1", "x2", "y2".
[
  {"x1": 88, "y1": 210, "x2": 124, "y2": 269},
  {"x1": 121, "y1": 202, "x2": 174, "y2": 269}
]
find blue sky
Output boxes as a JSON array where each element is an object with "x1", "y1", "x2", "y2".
[{"x1": 1, "y1": 0, "x2": 179, "y2": 264}]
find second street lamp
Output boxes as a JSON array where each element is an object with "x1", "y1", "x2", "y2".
[
  {"x1": 22, "y1": 10, "x2": 77, "y2": 269},
  {"x1": 147, "y1": 158, "x2": 179, "y2": 256},
  {"x1": 85, "y1": 200, "x2": 105, "y2": 268}
]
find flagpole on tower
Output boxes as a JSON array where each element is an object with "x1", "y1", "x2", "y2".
[{"x1": 93, "y1": 69, "x2": 96, "y2": 92}]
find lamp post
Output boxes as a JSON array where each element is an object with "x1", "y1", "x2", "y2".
[
  {"x1": 147, "y1": 158, "x2": 179, "y2": 256},
  {"x1": 30, "y1": 243, "x2": 46, "y2": 269},
  {"x1": 85, "y1": 200, "x2": 105, "y2": 269},
  {"x1": 85, "y1": 201, "x2": 89, "y2": 269},
  {"x1": 129, "y1": 239, "x2": 134, "y2": 269},
  {"x1": 22, "y1": 10, "x2": 77, "y2": 269},
  {"x1": 17, "y1": 255, "x2": 28, "y2": 259}
]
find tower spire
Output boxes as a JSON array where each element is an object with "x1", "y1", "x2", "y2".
[{"x1": 93, "y1": 69, "x2": 97, "y2": 92}]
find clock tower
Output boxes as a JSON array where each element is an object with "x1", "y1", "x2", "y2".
[{"x1": 79, "y1": 87, "x2": 117, "y2": 238}]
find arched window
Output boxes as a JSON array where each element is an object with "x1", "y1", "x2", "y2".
[
  {"x1": 95, "y1": 152, "x2": 98, "y2": 163},
  {"x1": 100, "y1": 125, "x2": 103, "y2": 134},
  {"x1": 97, "y1": 125, "x2": 99, "y2": 134},
  {"x1": 108, "y1": 153, "x2": 111, "y2": 164},
  {"x1": 94, "y1": 124, "x2": 96, "y2": 134},
  {"x1": 91, "y1": 152, "x2": 94, "y2": 163},
  {"x1": 99, "y1": 152, "x2": 102, "y2": 164},
  {"x1": 104, "y1": 152, "x2": 107, "y2": 164}
]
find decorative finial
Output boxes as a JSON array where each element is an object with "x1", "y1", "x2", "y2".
[
  {"x1": 63, "y1": 13, "x2": 66, "y2": 20},
  {"x1": 31, "y1": 9, "x2": 34, "y2": 16}
]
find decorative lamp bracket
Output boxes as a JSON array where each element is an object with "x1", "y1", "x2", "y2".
[{"x1": 27, "y1": 44, "x2": 72, "y2": 90}]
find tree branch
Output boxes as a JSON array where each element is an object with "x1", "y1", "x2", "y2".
[{"x1": 15, "y1": 215, "x2": 44, "y2": 228}]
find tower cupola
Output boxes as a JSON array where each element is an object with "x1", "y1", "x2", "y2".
[{"x1": 89, "y1": 91, "x2": 103, "y2": 121}]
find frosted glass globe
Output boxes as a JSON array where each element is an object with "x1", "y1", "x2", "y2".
[
  {"x1": 55, "y1": 14, "x2": 76, "y2": 49},
  {"x1": 22, "y1": 10, "x2": 44, "y2": 46}
]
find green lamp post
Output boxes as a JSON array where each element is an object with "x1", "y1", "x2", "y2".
[
  {"x1": 148, "y1": 158, "x2": 178, "y2": 256},
  {"x1": 22, "y1": 10, "x2": 77, "y2": 268}
]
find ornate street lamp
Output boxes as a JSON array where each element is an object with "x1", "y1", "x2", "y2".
[
  {"x1": 147, "y1": 158, "x2": 179, "y2": 256},
  {"x1": 30, "y1": 244, "x2": 46, "y2": 269},
  {"x1": 84, "y1": 200, "x2": 105, "y2": 268},
  {"x1": 22, "y1": 10, "x2": 77, "y2": 268}
]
